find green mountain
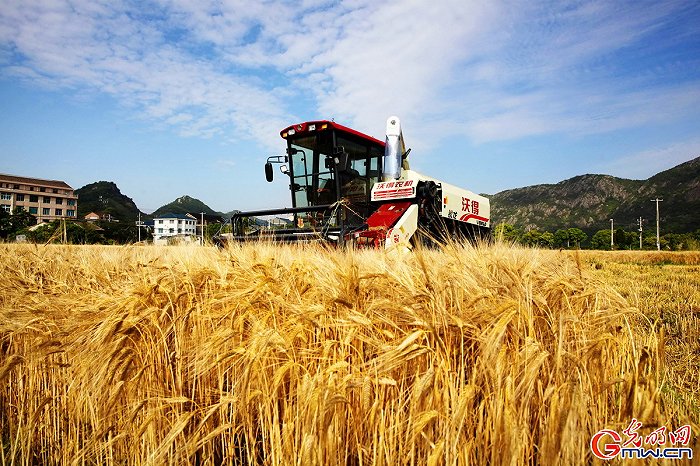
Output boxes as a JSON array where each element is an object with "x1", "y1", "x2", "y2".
[
  {"x1": 152, "y1": 195, "x2": 220, "y2": 217},
  {"x1": 77, "y1": 154, "x2": 699, "y2": 235},
  {"x1": 76, "y1": 181, "x2": 142, "y2": 222},
  {"x1": 491, "y1": 156, "x2": 700, "y2": 234}
]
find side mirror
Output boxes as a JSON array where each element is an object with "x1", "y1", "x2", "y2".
[{"x1": 265, "y1": 162, "x2": 273, "y2": 182}]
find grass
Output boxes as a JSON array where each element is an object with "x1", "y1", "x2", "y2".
[{"x1": 0, "y1": 242, "x2": 698, "y2": 465}]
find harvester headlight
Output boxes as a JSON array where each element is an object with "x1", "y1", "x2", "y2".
[{"x1": 309, "y1": 124, "x2": 316, "y2": 131}]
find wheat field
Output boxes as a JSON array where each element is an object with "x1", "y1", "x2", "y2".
[{"x1": 0, "y1": 242, "x2": 697, "y2": 465}]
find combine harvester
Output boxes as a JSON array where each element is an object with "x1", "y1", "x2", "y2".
[{"x1": 214, "y1": 116, "x2": 489, "y2": 248}]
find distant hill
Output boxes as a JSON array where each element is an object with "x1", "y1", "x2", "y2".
[
  {"x1": 491, "y1": 156, "x2": 700, "y2": 234},
  {"x1": 76, "y1": 181, "x2": 142, "y2": 222},
  {"x1": 152, "y1": 195, "x2": 221, "y2": 217},
  {"x1": 77, "y1": 155, "x2": 699, "y2": 235}
]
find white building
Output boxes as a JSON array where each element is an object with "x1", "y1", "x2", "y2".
[{"x1": 152, "y1": 213, "x2": 197, "y2": 244}]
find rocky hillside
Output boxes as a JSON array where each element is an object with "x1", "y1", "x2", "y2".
[
  {"x1": 76, "y1": 156, "x2": 699, "y2": 234},
  {"x1": 76, "y1": 181, "x2": 142, "y2": 222},
  {"x1": 491, "y1": 156, "x2": 700, "y2": 233}
]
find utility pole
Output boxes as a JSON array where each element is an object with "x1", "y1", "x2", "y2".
[
  {"x1": 200, "y1": 212, "x2": 205, "y2": 245},
  {"x1": 137, "y1": 211, "x2": 141, "y2": 243},
  {"x1": 650, "y1": 198, "x2": 663, "y2": 251},
  {"x1": 609, "y1": 218, "x2": 614, "y2": 250},
  {"x1": 638, "y1": 217, "x2": 643, "y2": 249}
]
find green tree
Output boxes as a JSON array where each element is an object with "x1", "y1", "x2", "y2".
[
  {"x1": 522, "y1": 229, "x2": 542, "y2": 247},
  {"x1": 494, "y1": 223, "x2": 520, "y2": 243},
  {"x1": 553, "y1": 228, "x2": 589, "y2": 249},
  {"x1": 11, "y1": 207, "x2": 36, "y2": 231},
  {"x1": 99, "y1": 222, "x2": 141, "y2": 243},
  {"x1": 20, "y1": 220, "x2": 107, "y2": 244},
  {"x1": 611, "y1": 228, "x2": 638, "y2": 249},
  {"x1": 553, "y1": 229, "x2": 570, "y2": 248},
  {"x1": 0, "y1": 208, "x2": 10, "y2": 239},
  {"x1": 642, "y1": 233, "x2": 669, "y2": 250},
  {"x1": 23, "y1": 222, "x2": 56, "y2": 243},
  {"x1": 205, "y1": 222, "x2": 227, "y2": 241},
  {"x1": 613, "y1": 228, "x2": 626, "y2": 249},
  {"x1": 521, "y1": 230, "x2": 555, "y2": 248},
  {"x1": 686, "y1": 231, "x2": 700, "y2": 250},
  {"x1": 590, "y1": 230, "x2": 611, "y2": 250},
  {"x1": 0, "y1": 207, "x2": 37, "y2": 240},
  {"x1": 662, "y1": 233, "x2": 697, "y2": 251},
  {"x1": 540, "y1": 231, "x2": 554, "y2": 248},
  {"x1": 567, "y1": 228, "x2": 587, "y2": 249},
  {"x1": 625, "y1": 230, "x2": 640, "y2": 249}
]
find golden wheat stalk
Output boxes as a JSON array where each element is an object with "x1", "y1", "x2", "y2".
[{"x1": 0, "y1": 243, "x2": 697, "y2": 465}]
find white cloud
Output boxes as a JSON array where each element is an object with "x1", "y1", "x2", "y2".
[
  {"x1": 600, "y1": 140, "x2": 700, "y2": 180},
  {"x1": 0, "y1": 0, "x2": 292, "y2": 148},
  {"x1": 460, "y1": 81, "x2": 700, "y2": 143},
  {"x1": 0, "y1": 0, "x2": 698, "y2": 155}
]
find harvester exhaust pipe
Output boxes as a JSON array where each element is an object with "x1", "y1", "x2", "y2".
[{"x1": 382, "y1": 116, "x2": 406, "y2": 181}]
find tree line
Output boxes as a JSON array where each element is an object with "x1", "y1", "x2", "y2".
[
  {"x1": 1, "y1": 208, "x2": 231, "y2": 245},
  {"x1": 4, "y1": 207, "x2": 700, "y2": 250},
  {"x1": 494, "y1": 223, "x2": 700, "y2": 250}
]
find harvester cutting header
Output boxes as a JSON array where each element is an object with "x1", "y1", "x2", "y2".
[{"x1": 215, "y1": 116, "x2": 490, "y2": 248}]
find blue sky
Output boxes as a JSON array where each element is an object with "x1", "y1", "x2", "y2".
[{"x1": 1, "y1": 0, "x2": 699, "y2": 213}]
